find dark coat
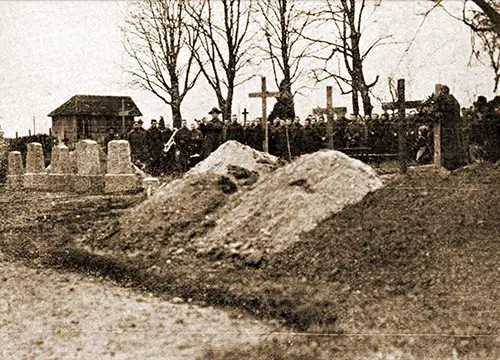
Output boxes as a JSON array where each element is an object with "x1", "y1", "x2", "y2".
[
  {"x1": 227, "y1": 122, "x2": 245, "y2": 143},
  {"x1": 434, "y1": 94, "x2": 466, "y2": 170},
  {"x1": 127, "y1": 128, "x2": 148, "y2": 163},
  {"x1": 199, "y1": 118, "x2": 224, "y2": 159}
]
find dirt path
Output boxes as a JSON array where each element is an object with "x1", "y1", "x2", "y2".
[{"x1": 0, "y1": 252, "x2": 275, "y2": 360}]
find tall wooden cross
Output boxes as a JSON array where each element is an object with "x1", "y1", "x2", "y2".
[
  {"x1": 382, "y1": 82, "x2": 444, "y2": 170},
  {"x1": 312, "y1": 86, "x2": 347, "y2": 149},
  {"x1": 382, "y1": 80, "x2": 425, "y2": 173},
  {"x1": 249, "y1": 76, "x2": 281, "y2": 153},
  {"x1": 242, "y1": 108, "x2": 249, "y2": 127},
  {"x1": 433, "y1": 84, "x2": 444, "y2": 168},
  {"x1": 118, "y1": 98, "x2": 130, "y2": 136}
]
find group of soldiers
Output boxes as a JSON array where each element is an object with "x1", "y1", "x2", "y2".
[{"x1": 104, "y1": 90, "x2": 500, "y2": 175}]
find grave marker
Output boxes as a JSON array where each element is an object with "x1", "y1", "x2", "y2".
[
  {"x1": 24, "y1": 142, "x2": 48, "y2": 190},
  {"x1": 249, "y1": 76, "x2": 281, "y2": 153},
  {"x1": 104, "y1": 140, "x2": 140, "y2": 193},
  {"x1": 312, "y1": 86, "x2": 347, "y2": 149},
  {"x1": 6, "y1": 151, "x2": 24, "y2": 188},
  {"x1": 49, "y1": 143, "x2": 74, "y2": 192},
  {"x1": 74, "y1": 140, "x2": 104, "y2": 193}
]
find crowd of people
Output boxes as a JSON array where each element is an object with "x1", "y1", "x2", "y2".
[{"x1": 104, "y1": 91, "x2": 500, "y2": 175}]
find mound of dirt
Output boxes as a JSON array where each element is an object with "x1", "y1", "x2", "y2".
[
  {"x1": 89, "y1": 173, "x2": 238, "y2": 253},
  {"x1": 188, "y1": 141, "x2": 279, "y2": 177},
  {"x1": 195, "y1": 150, "x2": 383, "y2": 255}
]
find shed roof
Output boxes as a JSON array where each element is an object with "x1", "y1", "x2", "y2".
[{"x1": 48, "y1": 95, "x2": 142, "y2": 117}]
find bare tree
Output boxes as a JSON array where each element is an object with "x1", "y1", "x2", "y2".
[
  {"x1": 123, "y1": 0, "x2": 200, "y2": 128},
  {"x1": 454, "y1": 0, "x2": 500, "y2": 91},
  {"x1": 415, "y1": 1, "x2": 500, "y2": 91},
  {"x1": 187, "y1": 0, "x2": 254, "y2": 122},
  {"x1": 306, "y1": 0, "x2": 389, "y2": 116},
  {"x1": 254, "y1": 0, "x2": 315, "y2": 121}
]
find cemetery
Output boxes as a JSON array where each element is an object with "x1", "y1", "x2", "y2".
[
  {"x1": 0, "y1": 128, "x2": 498, "y2": 358},
  {"x1": 1, "y1": 0, "x2": 500, "y2": 358}
]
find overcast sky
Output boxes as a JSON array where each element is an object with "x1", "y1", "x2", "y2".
[{"x1": 0, "y1": 0, "x2": 496, "y2": 137}]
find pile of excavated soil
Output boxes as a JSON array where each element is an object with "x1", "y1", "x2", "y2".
[
  {"x1": 85, "y1": 143, "x2": 279, "y2": 254},
  {"x1": 188, "y1": 141, "x2": 279, "y2": 177},
  {"x1": 90, "y1": 173, "x2": 238, "y2": 253},
  {"x1": 195, "y1": 150, "x2": 383, "y2": 256}
]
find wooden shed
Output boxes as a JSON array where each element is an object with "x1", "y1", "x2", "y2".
[{"x1": 48, "y1": 95, "x2": 142, "y2": 147}]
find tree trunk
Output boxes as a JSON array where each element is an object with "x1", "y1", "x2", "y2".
[
  {"x1": 171, "y1": 100, "x2": 182, "y2": 129},
  {"x1": 472, "y1": 0, "x2": 500, "y2": 36}
]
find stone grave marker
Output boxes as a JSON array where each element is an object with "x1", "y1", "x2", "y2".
[
  {"x1": 6, "y1": 151, "x2": 24, "y2": 188},
  {"x1": 74, "y1": 140, "x2": 104, "y2": 193},
  {"x1": 104, "y1": 140, "x2": 140, "y2": 193},
  {"x1": 24, "y1": 142, "x2": 48, "y2": 190},
  {"x1": 49, "y1": 143, "x2": 74, "y2": 192}
]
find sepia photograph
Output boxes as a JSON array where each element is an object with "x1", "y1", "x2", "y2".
[{"x1": 0, "y1": 0, "x2": 498, "y2": 358}]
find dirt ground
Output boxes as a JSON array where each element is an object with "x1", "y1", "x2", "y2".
[
  {"x1": 0, "y1": 252, "x2": 276, "y2": 360},
  {"x1": 0, "y1": 161, "x2": 498, "y2": 359}
]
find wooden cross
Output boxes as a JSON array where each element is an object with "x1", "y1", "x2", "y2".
[
  {"x1": 242, "y1": 108, "x2": 249, "y2": 127},
  {"x1": 118, "y1": 98, "x2": 130, "y2": 136},
  {"x1": 249, "y1": 76, "x2": 281, "y2": 153},
  {"x1": 382, "y1": 83, "x2": 444, "y2": 169},
  {"x1": 382, "y1": 81, "x2": 427, "y2": 173},
  {"x1": 433, "y1": 84, "x2": 443, "y2": 168},
  {"x1": 312, "y1": 86, "x2": 347, "y2": 149}
]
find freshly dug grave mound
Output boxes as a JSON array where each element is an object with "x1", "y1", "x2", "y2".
[
  {"x1": 188, "y1": 140, "x2": 279, "y2": 177},
  {"x1": 83, "y1": 144, "x2": 280, "y2": 254},
  {"x1": 88, "y1": 173, "x2": 238, "y2": 253},
  {"x1": 195, "y1": 150, "x2": 383, "y2": 256}
]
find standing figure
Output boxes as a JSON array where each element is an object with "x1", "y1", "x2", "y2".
[
  {"x1": 127, "y1": 119, "x2": 148, "y2": 167},
  {"x1": 432, "y1": 86, "x2": 466, "y2": 170},
  {"x1": 199, "y1": 107, "x2": 224, "y2": 159},
  {"x1": 176, "y1": 120, "x2": 192, "y2": 172},
  {"x1": 227, "y1": 116, "x2": 245, "y2": 143},
  {"x1": 146, "y1": 119, "x2": 164, "y2": 175}
]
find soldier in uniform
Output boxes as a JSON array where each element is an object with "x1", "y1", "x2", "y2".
[
  {"x1": 227, "y1": 116, "x2": 245, "y2": 143},
  {"x1": 175, "y1": 120, "x2": 192, "y2": 172},
  {"x1": 127, "y1": 119, "x2": 148, "y2": 167},
  {"x1": 146, "y1": 119, "x2": 164, "y2": 175},
  {"x1": 199, "y1": 107, "x2": 224, "y2": 159}
]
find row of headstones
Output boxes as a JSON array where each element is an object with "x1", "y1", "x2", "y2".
[{"x1": 6, "y1": 139, "x2": 159, "y2": 194}]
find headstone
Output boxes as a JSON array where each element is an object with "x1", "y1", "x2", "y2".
[
  {"x1": 74, "y1": 140, "x2": 104, "y2": 193},
  {"x1": 76, "y1": 140, "x2": 101, "y2": 175},
  {"x1": 142, "y1": 177, "x2": 160, "y2": 197},
  {"x1": 24, "y1": 142, "x2": 48, "y2": 190},
  {"x1": 26, "y1": 142, "x2": 45, "y2": 173},
  {"x1": 50, "y1": 144, "x2": 71, "y2": 174},
  {"x1": 49, "y1": 144, "x2": 74, "y2": 192},
  {"x1": 7, "y1": 151, "x2": 23, "y2": 175},
  {"x1": 6, "y1": 151, "x2": 24, "y2": 188},
  {"x1": 104, "y1": 140, "x2": 140, "y2": 193}
]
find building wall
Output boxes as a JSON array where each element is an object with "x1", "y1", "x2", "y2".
[{"x1": 51, "y1": 115, "x2": 134, "y2": 148}]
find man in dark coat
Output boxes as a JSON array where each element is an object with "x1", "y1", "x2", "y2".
[
  {"x1": 289, "y1": 117, "x2": 304, "y2": 156},
  {"x1": 199, "y1": 107, "x2": 224, "y2": 159},
  {"x1": 302, "y1": 118, "x2": 315, "y2": 154},
  {"x1": 227, "y1": 116, "x2": 245, "y2": 143},
  {"x1": 190, "y1": 122, "x2": 204, "y2": 166},
  {"x1": 146, "y1": 119, "x2": 164, "y2": 175},
  {"x1": 127, "y1": 119, "x2": 148, "y2": 167},
  {"x1": 245, "y1": 119, "x2": 264, "y2": 151},
  {"x1": 175, "y1": 120, "x2": 192, "y2": 172},
  {"x1": 432, "y1": 86, "x2": 466, "y2": 170}
]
